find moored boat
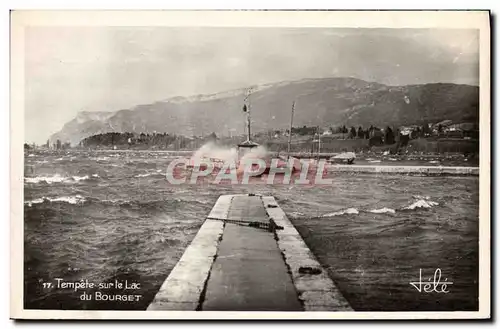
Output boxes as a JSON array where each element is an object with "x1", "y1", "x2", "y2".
[{"x1": 328, "y1": 152, "x2": 356, "y2": 164}]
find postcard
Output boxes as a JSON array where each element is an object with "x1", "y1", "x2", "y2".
[{"x1": 10, "y1": 10, "x2": 490, "y2": 320}]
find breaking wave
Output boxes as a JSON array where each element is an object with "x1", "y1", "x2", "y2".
[
  {"x1": 73, "y1": 174, "x2": 100, "y2": 181},
  {"x1": 368, "y1": 207, "x2": 396, "y2": 214},
  {"x1": 25, "y1": 174, "x2": 67, "y2": 184},
  {"x1": 317, "y1": 196, "x2": 439, "y2": 217},
  {"x1": 321, "y1": 208, "x2": 359, "y2": 217},
  {"x1": 191, "y1": 142, "x2": 238, "y2": 163},
  {"x1": 134, "y1": 171, "x2": 164, "y2": 178},
  {"x1": 24, "y1": 174, "x2": 99, "y2": 184},
  {"x1": 403, "y1": 199, "x2": 439, "y2": 210},
  {"x1": 134, "y1": 173, "x2": 153, "y2": 178},
  {"x1": 289, "y1": 211, "x2": 305, "y2": 218},
  {"x1": 25, "y1": 195, "x2": 87, "y2": 207}
]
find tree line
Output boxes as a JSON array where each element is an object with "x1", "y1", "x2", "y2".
[
  {"x1": 42, "y1": 121, "x2": 446, "y2": 150},
  {"x1": 269, "y1": 123, "x2": 434, "y2": 146},
  {"x1": 79, "y1": 132, "x2": 219, "y2": 149},
  {"x1": 329, "y1": 124, "x2": 435, "y2": 146}
]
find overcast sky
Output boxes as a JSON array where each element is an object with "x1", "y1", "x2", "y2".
[{"x1": 24, "y1": 27, "x2": 479, "y2": 143}]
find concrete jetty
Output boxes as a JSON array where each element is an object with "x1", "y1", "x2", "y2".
[{"x1": 147, "y1": 194, "x2": 352, "y2": 312}]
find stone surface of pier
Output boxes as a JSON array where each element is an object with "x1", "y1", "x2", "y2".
[
  {"x1": 147, "y1": 194, "x2": 352, "y2": 312},
  {"x1": 202, "y1": 196, "x2": 302, "y2": 311}
]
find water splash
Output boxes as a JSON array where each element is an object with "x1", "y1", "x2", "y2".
[
  {"x1": 403, "y1": 199, "x2": 439, "y2": 210},
  {"x1": 368, "y1": 207, "x2": 396, "y2": 214},
  {"x1": 191, "y1": 142, "x2": 238, "y2": 162},
  {"x1": 322, "y1": 208, "x2": 359, "y2": 217}
]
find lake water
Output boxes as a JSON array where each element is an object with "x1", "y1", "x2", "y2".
[{"x1": 23, "y1": 150, "x2": 479, "y2": 311}]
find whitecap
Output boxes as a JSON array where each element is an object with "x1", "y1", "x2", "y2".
[
  {"x1": 135, "y1": 172, "x2": 164, "y2": 178},
  {"x1": 412, "y1": 195, "x2": 430, "y2": 200},
  {"x1": 428, "y1": 160, "x2": 440, "y2": 164},
  {"x1": 403, "y1": 199, "x2": 439, "y2": 210},
  {"x1": 102, "y1": 199, "x2": 129, "y2": 205},
  {"x1": 50, "y1": 195, "x2": 86, "y2": 204},
  {"x1": 25, "y1": 194, "x2": 86, "y2": 206},
  {"x1": 289, "y1": 211, "x2": 305, "y2": 217},
  {"x1": 72, "y1": 175, "x2": 90, "y2": 182},
  {"x1": 28, "y1": 154, "x2": 35, "y2": 157},
  {"x1": 369, "y1": 160, "x2": 382, "y2": 163},
  {"x1": 24, "y1": 198, "x2": 45, "y2": 207},
  {"x1": 25, "y1": 174, "x2": 67, "y2": 184},
  {"x1": 25, "y1": 173, "x2": 97, "y2": 184},
  {"x1": 72, "y1": 174, "x2": 99, "y2": 181},
  {"x1": 322, "y1": 208, "x2": 359, "y2": 217},
  {"x1": 369, "y1": 207, "x2": 396, "y2": 214},
  {"x1": 135, "y1": 173, "x2": 152, "y2": 178}
]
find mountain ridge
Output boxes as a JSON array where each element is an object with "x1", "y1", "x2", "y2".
[{"x1": 50, "y1": 77, "x2": 479, "y2": 145}]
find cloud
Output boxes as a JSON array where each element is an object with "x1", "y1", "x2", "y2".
[{"x1": 24, "y1": 27, "x2": 479, "y2": 143}]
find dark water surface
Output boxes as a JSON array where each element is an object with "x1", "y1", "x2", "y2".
[{"x1": 23, "y1": 150, "x2": 479, "y2": 311}]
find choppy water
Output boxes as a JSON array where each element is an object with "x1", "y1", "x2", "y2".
[{"x1": 23, "y1": 150, "x2": 479, "y2": 311}]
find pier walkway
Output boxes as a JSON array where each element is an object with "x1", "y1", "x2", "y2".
[
  {"x1": 147, "y1": 194, "x2": 352, "y2": 312},
  {"x1": 203, "y1": 196, "x2": 302, "y2": 311}
]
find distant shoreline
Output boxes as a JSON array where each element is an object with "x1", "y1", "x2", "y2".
[
  {"x1": 24, "y1": 148, "x2": 479, "y2": 157},
  {"x1": 24, "y1": 149, "x2": 479, "y2": 169}
]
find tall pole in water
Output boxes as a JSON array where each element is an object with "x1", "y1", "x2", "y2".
[
  {"x1": 287, "y1": 101, "x2": 295, "y2": 158},
  {"x1": 317, "y1": 126, "x2": 322, "y2": 161},
  {"x1": 247, "y1": 95, "x2": 251, "y2": 142},
  {"x1": 244, "y1": 88, "x2": 252, "y2": 142}
]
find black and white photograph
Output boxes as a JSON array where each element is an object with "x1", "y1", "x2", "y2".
[{"x1": 10, "y1": 10, "x2": 490, "y2": 320}]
